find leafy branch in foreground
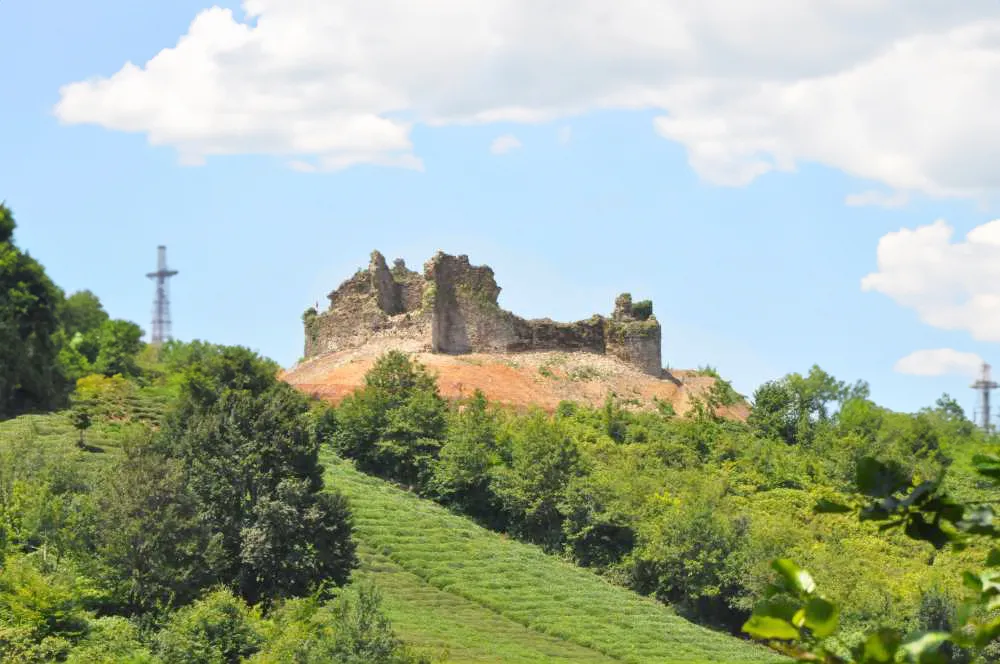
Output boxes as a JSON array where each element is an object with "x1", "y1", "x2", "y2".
[{"x1": 744, "y1": 454, "x2": 1000, "y2": 663}]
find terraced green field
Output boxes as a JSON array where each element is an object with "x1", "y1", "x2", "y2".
[{"x1": 325, "y1": 452, "x2": 786, "y2": 664}]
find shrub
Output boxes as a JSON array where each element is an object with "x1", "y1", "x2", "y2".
[{"x1": 155, "y1": 588, "x2": 263, "y2": 664}]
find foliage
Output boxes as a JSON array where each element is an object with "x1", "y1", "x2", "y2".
[
  {"x1": 632, "y1": 299, "x2": 653, "y2": 321},
  {"x1": 0, "y1": 203, "x2": 66, "y2": 418},
  {"x1": 333, "y1": 350, "x2": 447, "y2": 487},
  {"x1": 741, "y1": 451, "x2": 1000, "y2": 662},
  {"x1": 92, "y1": 319, "x2": 145, "y2": 378},
  {"x1": 161, "y1": 344, "x2": 357, "y2": 606},
  {"x1": 0, "y1": 554, "x2": 100, "y2": 662},
  {"x1": 64, "y1": 616, "x2": 157, "y2": 664},
  {"x1": 253, "y1": 583, "x2": 432, "y2": 664},
  {"x1": 60, "y1": 290, "x2": 109, "y2": 339},
  {"x1": 73, "y1": 373, "x2": 136, "y2": 420},
  {"x1": 93, "y1": 433, "x2": 215, "y2": 613},
  {"x1": 430, "y1": 390, "x2": 506, "y2": 528},
  {"x1": 490, "y1": 411, "x2": 585, "y2": 551},
  {"x1": 154, "y1": 588, "x2": 264, "y2": 664}
]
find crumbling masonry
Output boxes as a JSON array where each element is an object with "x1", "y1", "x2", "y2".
[{"x1": 303, "y1": 251, "x2": 663, "y2": 376}]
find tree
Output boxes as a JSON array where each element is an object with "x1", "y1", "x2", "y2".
[
  {"x1": 334, "y1": 351, "x2": 447, "y2": 488},
  {"x1": 162, "y1": 346, "x2": 357, "y2": 606},
  {"x1": 490, "y1": 412, "x2": 584, "y2": 551},
  {"x1": 254, "y1": 583, "x2": 432, "y2": 664},
  {"x1": 92, "y1": 320, "x2": 144, "y2": 378},
  {"x1": 94, "y1": 434, "x2": 215, "y2": 614},
  {"x1": 68, "y1": 400, "x2": 93, "y2": 448},
  {"x1": 60, "y1": 291, "x2": 108, "y2": 339},
  {"x1": 749, "y1": 380, "x2": 796, "y2": 444},
  {"x1": 0, "y1": 204, "x2": 66, "y2": 417},
  {"x1": 431, "y1": 390, "x2": 505, "y2": 527}
]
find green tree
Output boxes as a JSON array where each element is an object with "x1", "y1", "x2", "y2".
[
  {"x1": 154, "y1": 588, "x2": 263, "y2": 664},
  {"x1": 491, "y1": 412, "x2": 584, "y2": 551},
  {"x1": 92, "y1": 319, "x2": 144, "y2": 378},
  {"x1": 0, "y1": 554, "x2": 97, "y2": 662},
  {"x1": 68, "y1": 400, "x2": 93, "y2": 448},
  {"x1": 431, "y1": 390, "x2": 505, "y2": 527},
  {"x1": 60, "y1": 290, "x2": 109, "y2": 339},
  {"x1": 334, "y1": 351, "x2": 447, "y2": 488},
  {"x1": 94, "y1": 434, "x2": 215, "y2": 614},
  {"x1": 0, "y1": 204, "x2": 66, "y2": 417},
  {"x1": 162, "y1": 346, "x2": 357, "y2": 606}
]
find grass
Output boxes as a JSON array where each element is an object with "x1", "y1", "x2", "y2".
[{"x1": 323, "y1": 452, "x2": 787, "y2": 664}]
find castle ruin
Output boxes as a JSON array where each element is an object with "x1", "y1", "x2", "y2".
[{"x1": 303, "y1": 251, "x2": 663, "y2": 376}]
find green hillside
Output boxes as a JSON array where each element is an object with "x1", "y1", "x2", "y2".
[
  {"x1": 325, "y1": 452, "x2": 785, "y2": 664},
  {"x1": 0, "y1": 411, "x2": 782, "y2": 663}
]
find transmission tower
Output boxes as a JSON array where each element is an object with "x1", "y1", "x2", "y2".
[
  {"x1": 971, "y1": 362, "x2": 998, "y2": 433},
  {"x1": 146, "y1": 245, "x2": 179, "y2": 345}
]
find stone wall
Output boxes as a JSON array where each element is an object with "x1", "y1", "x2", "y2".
[
  {"x1": 304, "y1": 250, "x2": 664, "y2": 376},
  {"x1": 304, "y1": 251, "x2": 431, "y2": 357}
]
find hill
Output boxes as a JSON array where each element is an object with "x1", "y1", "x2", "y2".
[
  {"x1": 325, "y1": 452, "x2": 782, "y2": 663},
  {"x1": 0, "y1": 410, "x2": 778, "y2": 663},
  {"x1": 284, "y1": 343, "x2": 748, "y2": 418}
]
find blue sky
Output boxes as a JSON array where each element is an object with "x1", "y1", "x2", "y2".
[{"x1": 3, "y1": 1, "x2": 1000, "y2": 416}]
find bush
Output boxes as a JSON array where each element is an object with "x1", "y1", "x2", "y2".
[
  {"x1": 632, "y1": 300, "x2": 653, "y2": 321},
  {"x1": 155, "y1": 588, "x2": 263, "y2": 664},
  {"x1": 252, "y1": 583, "x2": 431, "y2": 664}
]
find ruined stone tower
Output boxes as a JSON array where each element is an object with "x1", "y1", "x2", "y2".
[{"x1": 303, "y1": 251, "x2": 663, "y2": 376}]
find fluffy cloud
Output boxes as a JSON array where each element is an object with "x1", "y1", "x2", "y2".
[
  {"x1": 490, "y1": 134, "x2": 522, "y2": 155},
  {"x1": 894, "y1": 348, "x2": 984, "y2": 377},
  {"x1": 861, "y1": 219, "x2": 1000, "y2": 340},
  {"x1": 54, "y1": 1, "x2": 1000, "y2": 193}
]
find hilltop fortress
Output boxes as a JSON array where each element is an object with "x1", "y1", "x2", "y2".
[{"x1": 303, "y1": 251, "x2": 663, "y2": 376}]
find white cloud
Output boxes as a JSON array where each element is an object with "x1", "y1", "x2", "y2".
[
  {"x1": 894, "y1": 348, "x2": 984, "y2": 377},
  {"x1": 490, "y1": 134, "x2": 522, "y2": 155},
  {"x1": 862, "y1": 218, "x2": 1000, "y2": 340},
  {"x1": 557, "y1": 125, "x2": 572, "y2": 145},
  {"x1": 53, "y1": 1, "x2": 1000, "y2": 193},
  {"x1": 845, "y1": 190, "x2": 909, "y2": 209}
]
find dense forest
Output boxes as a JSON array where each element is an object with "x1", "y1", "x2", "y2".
[{"x1": 3, "y1": 200, "x2": 1000, "y2": 663}]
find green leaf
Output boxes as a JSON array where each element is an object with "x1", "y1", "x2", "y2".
[
  {"x1": 742, "y1": 615, "x2": 800, "y2": 641},
  {"x1": 814, "y1": 498, "x2": 852, "y2": 514},
  {"x1": 963, "y1": 570, "x2": 983, "y2": 592},
  {"x1": 772, "y1": 559, "x2": 816, "y2": 596},
  {"x1": 803, "y1": 596, "x2": 839, "y2": 638},
  {"x1": 973, "y1": 454, "x2": 1000, "y2": 481},
  {"x1": 987, "y1": 548, "x2": 1000, "y2": 567},
  {"x1": 858, "y1": 628, "x2": 902, "y2": 663},
  {"x1": 900, "y1": 632, "x2": 950, "y2": 664},
  {"x1": 856, "y1": 457, "x2": 910, "y2": 498},
  {"x1": 976, "y1": 615, "x2": 1000, "y2": 648}
]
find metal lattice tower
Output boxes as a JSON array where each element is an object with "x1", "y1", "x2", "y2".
[
  {"x1": 146, "y1": 245, "x2": 179, "y2": 345},
  {"x1": 972, "y1": 362, "x2": 998, "y2": 433}
]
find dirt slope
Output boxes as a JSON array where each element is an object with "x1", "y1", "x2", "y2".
[{"x1": 282, "y1": 340, "x2": 748, "y2": 419}]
